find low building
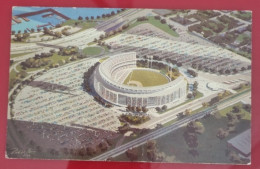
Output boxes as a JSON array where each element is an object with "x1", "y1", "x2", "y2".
[{"x1": 227, "y1": 128, "x2": 251, "y2": 158}]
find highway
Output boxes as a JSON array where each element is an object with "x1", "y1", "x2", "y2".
[
  {"x1": 91, "y1": 106, "x2": 217, "y2": 161},
  {"x1": 91, "y1": 90, "x2": 250, "y2": 161}
]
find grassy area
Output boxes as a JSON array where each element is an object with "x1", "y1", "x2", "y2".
[
  {"x1": 9, "y1": 69, "x2": 17, "y2": 80},
  {"x1": 127, "y1": 16, "x2": 179, "y2": 37},
  {"x1": 99, "y1": 57, "x2": 109, "y2": 63},
  {"x1": 231, "y1": 11, "x2": 252, "y2": 21},
  {"x1": 123, "y1": 69, "x2": 169, "y2": 87},
  {"x1": 236, "y1": 33, "x2": 251, "y2": 43},
  {"x1": 82, "y1": 47, "x2": 103, "y2": 56},
  {"x1": 157, "y1": 91, "x2": 204, "y2": 114},
  {"x1": 112, "y1": 110, "x2": 250, "y2": 163},
  {"x1": 218, "y1": 102, "x2": 251, "y2": 120},
  {"x1": 163, "y1": 119, "x2": 177, "y2": 127},
  {"x1": 16, "y1": 53, "x2": 71, "y2": 72},
  {"x1": 10, "y1": 52, "x2": 33, "y2": 58},
  {"x1": 88, "y1": 16, "x2": 179, "y2": 46},
  {"x1": 61, "y1": 20, "x2": 97, "y2": 32}
]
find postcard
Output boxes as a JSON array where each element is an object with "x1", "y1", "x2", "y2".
[{"x1": 7, "y1": 7, "x2": 251, "y2": 164}]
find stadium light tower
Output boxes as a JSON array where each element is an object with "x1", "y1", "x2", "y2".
[{"x1": 147, "y1": 55, "x2": 153, "y2": 68}]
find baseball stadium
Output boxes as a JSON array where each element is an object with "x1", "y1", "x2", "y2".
[{"x1": 93, "y1": 52, "x2": 187, "y2": 107}]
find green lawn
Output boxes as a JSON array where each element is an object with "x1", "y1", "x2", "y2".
[
  {"x1": 127, "y1": 16, "x2": 179, "y2": 37},
  {"x1": 236, "y1": 33, "x2": 251, "y2": 43},
  {"x1": 218, "y1": 102, "x2": 251, "y2": 120},
  {"x1": 123, "y1": 69, "x2": 169, "y2": 87},
  {"x1": 61, "y1": 20, "x2": 97, "y2": 32},
  {"x1": 82, "y1": 47, "x2": 103, "y2": 56},
  {"x1": 99, "y1": 57, "x2": 109, "y2": 63},
  {"x1": 112, "y1": 110, "x2": 250, "y2": 163},
  {"x1": 9, "y1": 69, "x2": 17, "y2": 80},
  {"x1": 10, "y1": 52, "x2": 33, "y2": 58},
  {"x1": 89, "y1": 16, "x2": 179, "y2": 45},
  {"x1": 231, "y1": 11, "x2": 252, "y2": 21},
  {"x1": 16, "y1": 53, "x2": 71, "y2": 72},
  {"x1": 157, "y1": 91, "x2": 204, "y2": 115}
]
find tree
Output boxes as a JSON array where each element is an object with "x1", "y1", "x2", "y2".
[
  {"x1": 154, "y1": 15, "x2": 161, "y2": 20},
  {"x1": 186, "y1": 121, "x2": 205, "y2": 134},
  {"x1": 184, "y1": 109, "x2": 192, "y2": 116},
  {"x1": 99, "y1": 34, "x2": 105, "y2": 40},
  {"x1": 142, "y1": 106, "x2": 148, "y2": 113},
  {"x1": 78, "y1": 148, "x2": 87, "y2": 157},
  {"x1": 155, "y1": 107, "x2": 162, "y2": 112},
  {"x1": 202, "y1": 102, "x2": 209, "y2": 107},
  {"x1": 126, "y1": 148, "x2": 138, "y2": 161},
  {"x1": 14, "y1": 33, "x2": 23, "y2": 41},
  {"x1": 78, "y1": 16, "x2": 83, "y2": 20},
  {"x1": 243, "y1": 104, "x2": 251, "y2": 112},
  {"x1": 183, "y1": 131, "x2": 198, "y2": 150},
  {"x1": 193, "y1": 81, "x2": 198, "y2": 89},
  {"x1": 187, "y1": 93, "x2": 193, "y2": 99},
  {"x1": 162, "y1": 105, "x2": 167, "y2": 111},
  {"x1": 160, "y1": 19, "x2": 166, "y2": 24},
  {"x1": 232, "y1": 106, "x2": 240, "y2": 113},
  {"x1": 216, "y1": 128, "x2": 229, "y2": 139},
  {"x1": 86, "y1": 146, "x2": 96, "y2": 156},
  {"x1": 91, "y1": 16, "x2": 94, "y2": 20},
  {"x1": 85, "y1": 16, "x2": 89, "y2": 20},
  {"x1": 136, "y1": 106, "x2": 142, "y2": 112},
  {"x1": 146, "y1": 140, "x2": 157, "y2": 161},
  {"x1": 177, "y1": 62, "x2": 182, "y2": 67},
  {"x1": 192, "y1": 91, "x2": 197, "y2": 97}
]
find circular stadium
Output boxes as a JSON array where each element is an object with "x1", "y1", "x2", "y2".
[{"x1": 93, "y1": 52, "x2": 187, "y2": 107}]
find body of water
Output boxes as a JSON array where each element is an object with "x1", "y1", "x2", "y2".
[{"x1": 12, "y1": 7, "x2": 120, "y2": 33}]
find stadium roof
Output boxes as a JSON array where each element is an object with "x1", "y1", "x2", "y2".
[{"x1": 227, "y1": 129, "x2": 251, "y2": 156}]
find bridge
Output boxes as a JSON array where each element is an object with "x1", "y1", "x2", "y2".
[{"x1": 36, "y1": 42, "x2": 64, "y2": 49}]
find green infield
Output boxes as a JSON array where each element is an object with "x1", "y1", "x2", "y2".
[
  {"x1": 123, "y1": 69, "x2": 169, "y2": 87},
  {"x1": 82, "y1": 47, "x2": 103, "y2": 56}
]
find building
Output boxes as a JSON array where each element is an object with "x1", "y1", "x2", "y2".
[
  {"x1": 227, "y1": 128, "x2": 251, "y2": 158},
  {"x1": 93, "y1": 52, "x2": 187, "y2": 107}
]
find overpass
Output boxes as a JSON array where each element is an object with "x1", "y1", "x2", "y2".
[{"x1": 36, "y1": 42, "x2": 64, "y2": 49}]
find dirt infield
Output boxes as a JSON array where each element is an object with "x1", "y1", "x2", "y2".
[{"x1": 127, "y1": 80, "x2": 143, "y2": 87}]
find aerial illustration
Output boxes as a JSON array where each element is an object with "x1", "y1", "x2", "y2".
[{"x1": 7, "y1": 7, "x2": 251, "y2": 164}]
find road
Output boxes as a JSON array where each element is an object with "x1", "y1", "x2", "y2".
[{"x1": 91, "y1": 90, "x2": 250, "y2": 161}]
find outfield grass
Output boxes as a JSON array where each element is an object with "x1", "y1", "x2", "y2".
[
  {"x1": 10, "y1": 52, "x2": 33, "y2": 58},
  {"x1": 82, "y1": 47, "x2": 103, "y2": 56},
  {"x1": 123, "y1": 69, "x2": 169, "y2": 87}
]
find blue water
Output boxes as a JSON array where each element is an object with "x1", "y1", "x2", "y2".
[{"x1": 11, "y1": 7, "x2": 120, "y2": 33}]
